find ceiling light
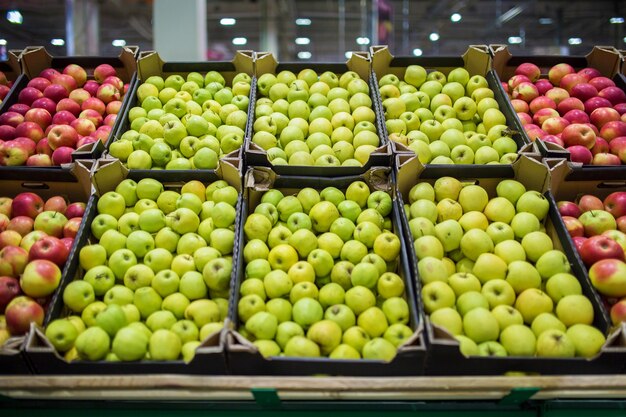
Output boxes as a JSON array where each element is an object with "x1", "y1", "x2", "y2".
[
  {"x1": 610, "y1": 17, "x2": 624, "y2": 24},
  {"x1": 450, "y1": 13, "x2": 462, "y2": 22},
  {"x1": 413, "y1": 48, "x2": 423, "y2": 56},
  {"x1": 624, "y1": 36, "x2": 626, "y2": 43},
  {"x1": 51, "y1": 39, "x2": 65, "y2": 46},
  {"x1": 112, "y1": 39, "x2": 126, "y2": 47},
  {"x1": 6, "y1": 10, "x2": 22, "y2": 24},
  {"x1": 568, "y1": 37, "x2": 582, "y2": 45},
  {"x1": 356, "y1": 37, "x2": 370, "y2": 45},
  {"x1": 232, "y1": 37, "x2": 247, "y2": 45},
  {"x1": 220, "y1": 18, "x2": 236, "y2": 25},
  {"x1": 0, "y1": 39, "x2": 6, "y2": 46},
  {"x1": 296, "y1": 18, "x2": 311, "y2": 26},
  {"x1": 429, "y1": 33, "x2": 440, "y2": 41},
  {"x1": 345, "y1": 51, "x2": 353, "y2": 59},
  {"x1": 297, "y1": 51, "x2": 312, "y2": 59},
  {"x1": 295, "y1": 37, "x2": 310, "y2": 45},
  {"x1": 539, "y1": 18, "x2": 553, "y2": 24},
  {"x1": 508, "y1": 36, "x2": 522, "y2": 44}
]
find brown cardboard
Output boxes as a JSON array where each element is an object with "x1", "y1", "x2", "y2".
[
  {"x1": 548, "y1": 158, "x2": 626, "y2": 199},
  {"x1": 137, "y1": 50, "x2": 254, "y2": 84},
  {"x1": 254, "y1": 51, "x2": 371, "y2": 80}
]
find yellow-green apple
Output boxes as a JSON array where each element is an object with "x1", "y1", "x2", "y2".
[
  {"x1": 462, "y1": 307, "x2": 499, "y2": 343},
  {"x1": 62, "y1": 280, "x2": 95, "y2": 313},
  {"x1": 75, "y1": 326, "x2": 111, "y2": 360}
]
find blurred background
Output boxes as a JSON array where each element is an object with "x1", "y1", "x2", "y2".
[{"x1": 0, "y1": 0, "x2": 624, "y2": 60}]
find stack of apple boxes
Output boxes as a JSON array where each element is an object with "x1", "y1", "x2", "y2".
[
  {"x1": 1, "y1": 44, "x2": 625, "y2": 378},
  {"x1": 0, "y1": 46, "x2": 141, "y2": 374}
]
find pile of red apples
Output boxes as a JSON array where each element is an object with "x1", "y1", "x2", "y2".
[
  {"x1": 0, "y1": 63, "x2": 129, "y2": 166},
  {"x1": 0, "y1": 192, "x2": 85, "y2": 341},
  {"x1": 503, "y1": 63, "x2": 626, "y2": 165},
  {"x1": 558, "y1": 192, "x2": 626, "y2": 324}
]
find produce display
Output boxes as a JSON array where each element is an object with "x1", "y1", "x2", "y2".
[
  {"x1": 0, "y1": 192, "x2": 85, "y2": 343},
  {"x1": 109, "y1": 71, "x2": 251, "y2": 170},
  {"x1": 250, "y1": 69, "x2": 380, "y2": 166},
  {"x1": 378, "y1": 65, "x2": 518, "y2": 165},
  {"x1": 557, "y1": 192, "x2": 626, "y2": 323},
  {"x1": 238, "y1": 183, "x2": 412, "y2": 360},
  {"x1": 0, "y1": 70, "x2": 13, "y2": 104},
  {"x1": 405, "y1": 177, "x2": 606, "y2": 357},
  {"x1": 503, "y1": 62, "x2": 626, "y2": 165},
  {"x1": 0, "y1": 63, "x2": 128, "y2": 166},
  {"x1": 44, "y1": 178, "x2": 234, "y2": 362}
]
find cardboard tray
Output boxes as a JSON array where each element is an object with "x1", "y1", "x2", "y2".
[
  {"x1": 0, "y1": 49, "x2": 27, "y2": 114},
  {"x1": 244, "y1": 52, "x2": 393, "y2": 176},
  {"x1": 395, "y1": 154, "x2": 623, "y2": 375},
  {"x1": 370, "y1": 45, "x2": 539, "y2": 172},
  {"x1": 0, "y1": 46, "x2": 139, "y2": 168},
  {"x1": 0, "y1": 161, "x2": 92, "y2": 374},
  {"x1": 225, "y1": 166, "x2": 427, "y2": 376},
  {"x1": 105, "y1": 50, "x2": 255, "y2": 177},
  {"x1": 24, "y1": 160, "x2": 241, "y2": 374},
  {"x1": 489, "y1": 44, "x2": 625, "y2": 174}
]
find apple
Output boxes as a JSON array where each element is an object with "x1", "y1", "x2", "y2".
[
  {"x1": 28, "y1": 235, "x2": 70, "y2": 266},
  {"x1": 589, "y1": 259, "x2": 626, "y2": 297},
  {"x1": 0, "y1": 276, "x2": 21, "y2": 313},
  {"x1": 5, "y1": 296, "x2": 44, "y2": 335}
]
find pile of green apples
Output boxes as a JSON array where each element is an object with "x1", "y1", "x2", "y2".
[
  {"x1": 406, "y1": 177, "x2": 607, "y2": 358},
  {"x1": 251, "y1": 69, "x2": 381, "y2": 167},
  {"x1": 44, "y1": 178, "x2": 236, "y2": 362},
  {"x1": 238, "y1": 183, "x2": 412, "y2": 360},
  {"x1": 109, "y1": 71, "x2": 252, "y2": 170},
  {"x1": 379, "y1": 65, "x2": 519, "y2": 165}
]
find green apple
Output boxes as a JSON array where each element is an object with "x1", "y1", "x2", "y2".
[
  {"x1": 481, "y1": 279, "x2": 516, "y2": 308},
  {"x1": 531, "y1": 313, "x2": 567, "y2": 337},
  {"x1": 566, "y1": 324, "x2": 606, "y2": 358},
  {"x1": 75, "y1": 326, "x2": 110, "y2": 360},
  {"x1": 447, "y1": 272, "x2": 481, "y2": 296},
  {"x1": 493, "y1": 240, "x2": 526, "y2": 264},
  {"x1": 506, "y1": 260, "x2": 541, "y2": 294},
  {"x1": 483, "y1": 197, "x2": 516, "y2": 224},
  {"x1": 103, "y1": 285, "x2": 134, "y2": 306},
  {"x1": 515, "y1": 289, "x2": 554, "y2": 324},
  {"x1": 492, "y1": 305, "x2": 524, "y2": 330},
  {"x1": 555, "y1": 294, "x2": 594, "y2": 327},
  {"x1": 462, "y1": 307, "x2": 499, "y2": 343},
  {"x1": 421, "y1": 281, "x2": 456, "y2": 313},
  {"x1": 485, "y1": 222, "x2": 515, "y2": 245},
  {"x1": 456, "y1": 291, "x2": 489, "y2": 316},
  {"x1": 535, "y1": 250, "x2": 571, "y2": 280},
  {"x1": 430, "y1": 307, "x2": 463, "y2": 335},
  {"x1": 545, "y1": 273, "x2": 582, "y2": 303},
  {"x1": 45, "y1": 319, "x2": 79, "y2": 352},
  {"x1": 361, "y1": 337, "x2": 397, "y2": 361},
  {"x1": 535, "y1": 329, "x2": 576, "y2": 357},
  {"x1": 417, "y1": 257, "x2": 449, "y2": 284}
]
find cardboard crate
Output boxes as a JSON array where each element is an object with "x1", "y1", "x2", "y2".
[
  {"x1": 244, "y1": 52, "x2": 393, "y2": 176},
  {"x1": 370, "y1": 45, "x2": 539, "y2": 171},
  {"x1": 0, "y1": 161, "x2": 92, "y2": 374},
  {"x1": 226, "y1": 166, "x2": 427, "y2": 376},
  {"x1": 490, "y1": 44, "x2": 625, "y2": 174},
  {"x1": 25, "y1": 158, "x2": 240, "y2": 374},
  {"x1": 396, "y1": 154, "x2": 623, "y2": 375},
  {"x1": 0, "y1": 49, "x2": 27, "y2": 114},
  {"x1": 0, "y1": 46, "x2": 139, "y2": 167}
]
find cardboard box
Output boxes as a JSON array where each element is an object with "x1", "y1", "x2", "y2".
[
  {"x1": 489, "y1": 44, "x2": 625, "y2": 172},
  {"x1": 370, "y1": 45, "x2": 537, "y2": 171},
  {"x1": 396, "y1": 154, "x2": 622, "y2": 374},
  {"x1": 0, "y1": 49, "x2": 27, "y2": 114},
  {"x1": 105, "y1": 50, "x2": 255, "y2": 176},
  {"x1": 0, "y1": 161, "x2": 92, "y2": 374},
  {"x1": 0, "y1": 46, "x2": 140, "y2": 163},
  {"x1": 226, "y1": 166, "x2": 427, "y2": 376},
  {"x1": 245, "y1": 52, "x2": 393, "y2": 176},
  {"x1": 25, "y1": 159, "x2": 239, "y2": 374}
]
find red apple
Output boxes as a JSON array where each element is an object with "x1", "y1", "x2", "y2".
[
  {"x1": 589, "y1": 76, "x2": 615, "y2": 91},
  {"x1": 18, "y1": 87, "x2": 44, "y2": 106},
  {"x1": 62, "y1": 217, "x2": 82, "y2": 239},
  {"x1": 524, "y1": 125, "x2": 546, "y2": 141},
  {"x1": 79, "y1": 109, "x2": 103, "y2": 127},
  {"x1": 560, "y1": 73, "x2": 586, "y2": 93},
  {"x1": 557, "y1": 97, "x2": 584, "y2": 115},
  {"x1": 43, "y1": 83, "x2": 69, "y2": 103},
  {"x1": 96, "y1": 83, "x2": 120, "y2": 104},
  {"x1": 0, "y1": 111, "x2": 25, "y2": 127},
  {"x1": 27, "y1": 77, "x2": 52, "y2": 92},
  {"x1": 584, "y1": 97, "x2": 613, "y2": 114},
  {"x1": 4, "y1": 295, "x2": 44, "y2": 335},
  {"x1": 7, "y1": 216, "x2": 34, "y2": 236},
  {"x1": 562, "y1": 215, "x2": 585, "y2": 237},
  {"x1": 603, "y1": 192, "x2": 626, "y2": 218},
  {"x1": 508, "y1": 74, "x2": 531, "y2": 90},
  {"x1": 24, "y1": 108, "x2": 52, "y2": 130},
  {"x1": 533, "y1": 108, "x2": 559, "y2": 125},
  {"x1": 513, "y1": 82, "x2": 539, "y2": 103},
  {"x1": 51, "y1": 146, "x2": 74, "y2": 165},
  {"x1": 28, "y1": 236, "x2": 69, "y2": 267},
  {"x1": 515, "y1": 63, "x2": 541, "y2": 82},
  {"x1": 600, "y1": 121, "x2": 626, "y2": 142},
  {"x1": 44, "y1": 196, "x2": 68, "y2": 214},
  {"x1": 93, "y1": 125, "x2": 112, "y2": 142},
  {"x1": 501, "y1": 82, "x2": 510, "y2": 95},
  {"x1": 542, "y1": 117, "x2": 569, "y2": 135},
  {"x1": 81, "y1": 97, "x2": 106, "y2": 115},
  {"x1": 94, "y1": 64, "x2": 117, "y2": 83},
  {"x1": 105, "y1": 100, "x2": 123, "y2": 115},
  {"x1": 580, "y1": 235, "x2": 625, "y2": 266},
  {"x1": 617, "y1": 216, "x2": 626, "y2": 233},
  {"x1": 76, "y1": 135, "x2": 98, "y2": 149},
  {"x1": 591, "y1": 137, "x2": 610, "y2": 155},
  {"x1": 0, "y1": 276, "x2": 21, "y2": 313},
  {"x1": 47, "y1": 124, "x2": 78, "y2": 150},
  {"x1": 545, "y1": 88, "x2": 570, "y2": 105},
  {"x1": 68, "y1": 88, "x2": 91, "y2": 106},
  {"x1": 570, "y1": 83, "x2": 598, "y2": 102},
  {"x1": 579, "y1": 195, "x2": 605, "y2": 212},
  {"x1": 36, "y1": 138, "x2": 53, "y2": 157},
  {"x1": 65, "y1": 202, "x2": 86, "y2": 218},
  {"x1": 535, "y1": 79, "x2": 553, "y2": 95},
  {"x1": 14, "y1": 122, "x2": 45, "y2": 143},
  {"x1": 614, "y1": 103, "x2": 626, "y2": 115},
  {"x1": 603, "y1": 230, "x2": 626, "y2": 253},
  {"x1": 8, "y1": 103, "x2": 30, "y2": 116},
  {"x1": 578, "y1": 67, "x2": 602, "y2": 81},
  {"x1": 13, "y1": 137, "x2": 36, "y2": 156},
  {"x1": 517, "y1": 112, "x2": 533, "y2": 125},
  {"x1": 510, "y1": 99, "x2": 529, "y2": 113},
  {"x1": 83, "y1": 80, "x2": 99, "y2": 97},
  {"x1": 103, "y1": 75, "x2": 124, "y2": 90},
  {"x1": 103, "y1": 113, "x2": 117, "y2": 127},
  {"x1": 12, "y1": 193, "x2": 44, "y2": 219},
  {"x1": 26, "y1": 154, "x2": 53, "y2": 167},
  {"x1": 61, "y1": 237, "x2": 74, "y2": 253},
  {"x1": 51, "y1": 110, "x2": 77, "y2": 126},
  {"x1": 39, "y1": 68, "x2": 61, "y2": 81},
  {"x1": 598, "y1": 86, "x2": 626, "y2": 106},
  {"x1": 542, "y1": 134, "x2": 565, "y2": 147},
  {"x1": 610, "y1": 298, "x2": 626, "y2": 324},
  {"x1": 563, "y1": 109, "x2": 590, "y2": 125},
  {"x1": 558, "y1": 200, "x2": 582, "y2": 218},
  {"x1": 0, "y1": 230, "x2": 22, "y2": 249},
  {"x1": 56, "y1": 98, "x2": 82, "y2": 116},
  {"x1": 0, "y1": 246, "x2": 29, "y2": 278},
  {"x1": 549, "y1": 63, "x2": 576, "y2": 86},
  {"x1": 589, "y1": 259, "x2": 626, "y2": 298},
  {"x1": 562, "y1": 123, "x2": 596, "y2": 148},
  {"x1": 0, "y1": 140, "x2": 29, "y2": 166},
  {"x1": 572, "y1": 236, "x2": 587, "y2": 254},
  {"x1": 590, "y1": 107, "x2": 621, "y2": 129},
  {"x1": 32, "y1": 97, "x2": 57, "y2": 114},
  {"x1": 51, "y1": 73, "x2": 77, "y2": 93},
  {"x1": 0, "y1": 125, "x2": 16, "y2": 140},
  {"x1": 530, "y1": 96, "x2": 557, "y2": 114},
  {"x1": 70, "y1": 118, "x2": 96, "y2": 136},
  {"x1": 592, "y1": 152, "x2": 621, "y2": 165},
  {"x1": 63, "y1": 64, "x2": 87, "y2": 87},
  {"x1": 567, "y1": 145, "x2": 593, "y2": 164}
]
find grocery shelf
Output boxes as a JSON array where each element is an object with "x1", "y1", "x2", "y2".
[{"x1": 2, "y1": 375, "x2": 626, "y2": 416}]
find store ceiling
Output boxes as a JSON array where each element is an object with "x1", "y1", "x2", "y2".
[{"x1": 0, "y1": 0, "x2": 624, "y2": 61}]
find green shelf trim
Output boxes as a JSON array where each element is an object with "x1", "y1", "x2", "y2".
[
  {"x1": 251, "y1": 387, "x2": 282, "y2": 407},
  {"x1": 499, "y1": 387, "x2": 541, "y2": 406}
]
